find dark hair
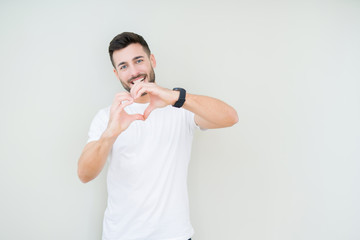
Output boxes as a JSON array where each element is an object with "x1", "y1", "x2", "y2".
[{"x1": 108, "y1": 32, "x2": 151, "y2": 67}]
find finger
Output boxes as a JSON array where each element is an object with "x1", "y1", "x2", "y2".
[
  {"x1": 111, "y1": 97, "x2": 132, "y2": 111},
  {"x1": 116, "y1": 95, "x2": 133, "y2": 103},
  {"x1": 111, "y1": 96, "x2": 133, "y2": 114},
  {"x1": 114, "y1": 91, "x2": 131, "y2": 100},
  {"x1": 130, "y1": 82, "x2": 144, "y2": 99},
  {"x1": 134, "y1": 87, "x2": 148, "y2": 99},
  {"x1": 135, "y1": 83, "x2": 159, "y2": 99},
  {"x1": 144, "y1": 104, "x2": 157, "y2": 120},
  {"x1": 118, "y1": 99, "x2": 134, "y2": 111},
  {"x1": 131, "y1": 82, "x2": 154, "y2": 99},
  {"x1": 112, "y1": 97, "x2": 134, "y2": 112}
]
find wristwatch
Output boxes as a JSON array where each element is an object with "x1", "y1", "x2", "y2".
[{"x1": 172, "y1": 88, "x2": 186, "y2": 108}]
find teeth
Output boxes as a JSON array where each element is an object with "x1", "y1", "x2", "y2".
[{"x1": 132, "y1": 77, "x2": 145, "y2": 84}]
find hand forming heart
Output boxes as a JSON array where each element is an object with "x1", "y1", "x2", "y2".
[
  {"x1": 130, "y1": 82, "x2": 178, "y2": 120},
  {"x1": 106, "y1": 83, "x2": 178, "y2": 138},
  {"x1": 106, "y1": 92, "x2": 144, "y2": 138}
]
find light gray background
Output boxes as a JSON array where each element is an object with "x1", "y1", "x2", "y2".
[{"x1": 0, "y1": 0, "x2": 359, "y2": 239}]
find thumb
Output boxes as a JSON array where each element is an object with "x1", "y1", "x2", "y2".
[
  {"x1": 144, "y1": 104, "x2": 157, "y2": 120},
  {"x1": 129, "y1": 113, "x2": 145, "y2": 121}
]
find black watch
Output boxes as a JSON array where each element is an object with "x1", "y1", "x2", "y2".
[{"x1": 172, "y1": 88, "x2": 186, "y2": 108}]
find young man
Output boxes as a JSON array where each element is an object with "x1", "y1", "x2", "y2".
[{"x1": 78, "y1": 32, "x2": 238, "y2": 240}]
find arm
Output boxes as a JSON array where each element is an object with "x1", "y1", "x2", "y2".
[
  {"x1": 183, "y1": 93, "x2": 238, "y2": 129},
  {"x1": 77, "y1": 92, "x2": 144, "y2": 183},
  {"x1": 77, "y1": 135, "x2": 116, "y2": 183},
  {"x1": 131, "y1": 83, "x2": 238, "y2": 129}
]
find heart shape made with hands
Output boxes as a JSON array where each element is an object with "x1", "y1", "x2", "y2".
[
  {"x1": 115, "y1": 82, "x2": 174, "y2": 125},
  {"x1": 109, "y1": 90, "x2": 165, "y2": 136},
  {"x1": 128, "y1": 82, "x2": 172, "y2": 120},
  {"x1": 126, "y1": 98, "x2": 158, "y2": 121},
  {"x1": 120, "y1": 95, "x2": 158, "y2": 121}
]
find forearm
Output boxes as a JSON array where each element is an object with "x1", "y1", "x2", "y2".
[
  {"x1": 77, "y1": 133, "x2": 117, "y2": 183},
  {"x1": 182, "y1": 93, "x2": 238, "y2": 129}
]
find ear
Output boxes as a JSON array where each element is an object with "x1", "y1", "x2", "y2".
[
  {"x1": 113, "y1": 68, "x2": 119, "y2": 79},
  {"x1": 150, "y1": 54, "x2": 156, "y2": 68}
]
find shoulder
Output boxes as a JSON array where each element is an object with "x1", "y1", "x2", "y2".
[
  {"x1": 98, "y1": 106, "x2": 110, "y2": 116},
  {"x1": 91, "y1": 106, "x2": 111, "y2": 123}
]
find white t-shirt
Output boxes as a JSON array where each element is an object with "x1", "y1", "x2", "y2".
[{"x1": 87, "y1": 102, "x2": 198, "y2": 240}]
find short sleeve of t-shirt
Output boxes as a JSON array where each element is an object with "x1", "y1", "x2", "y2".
[
  {"x1": 184, "y1": 109, "x2": 198, "y2": 132},
  {"x1": 87, "y1": 107, "x2": 110, "y2": 143},
  {"x1": 185, "y1": 109, "x2": 207, "y2": 132}
]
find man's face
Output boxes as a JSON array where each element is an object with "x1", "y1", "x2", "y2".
[{"x1": 112, "y1": 43, "x2": 156, "y2": 92}]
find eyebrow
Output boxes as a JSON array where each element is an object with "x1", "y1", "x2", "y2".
[{"x1": 117, "y1": 56, "x2": 144, "y2": 68}]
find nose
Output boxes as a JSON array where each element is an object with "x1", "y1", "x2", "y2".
[{"x1": 128, "y1": 64, "x2": 140, "y2": 78}]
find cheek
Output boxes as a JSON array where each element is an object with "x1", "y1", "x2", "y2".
[
  {"x1": 143, "y1": 65, "x2": 153, "y2": 74},
  {"x1": 118, "y1": 72, "x2": 130, "y2": 81}
]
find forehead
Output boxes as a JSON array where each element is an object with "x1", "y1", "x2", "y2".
[{"x1": 112, "y1": 43, "x2": 148, "y2": 66}]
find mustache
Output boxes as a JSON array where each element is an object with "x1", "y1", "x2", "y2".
[{"x1": 127, "y1": 74, "x2": 146, "y2": 84}]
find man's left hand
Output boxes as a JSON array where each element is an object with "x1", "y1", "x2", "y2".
[{"x1": 130, "y1": 82, "x2": 179, "y2": 119}]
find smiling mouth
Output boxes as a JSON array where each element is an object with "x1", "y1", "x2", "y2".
[{"x1": 129, "y1": 76, "x2": 146, "y2": 85}]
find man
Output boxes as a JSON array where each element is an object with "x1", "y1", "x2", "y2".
[{"x1": 78, "y1": 32, "x2": 238, "y2": 240}]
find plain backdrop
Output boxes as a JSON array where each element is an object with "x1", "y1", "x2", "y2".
[{"x1": 0, "y1": 0, "x2": 359, "y2": 239}]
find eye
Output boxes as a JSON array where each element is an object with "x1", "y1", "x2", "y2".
[
  {"x1": 136, "y1": 59, "x2": 143, "y2": 64},
  {"x1": 119, "y1": 65, "x2": 127, "y2": 70}
]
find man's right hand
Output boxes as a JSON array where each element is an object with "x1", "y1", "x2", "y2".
[
  {"x1": 78, "y1": 92, "x2": 144, "y2": 183},
  {"x1": 103, "y1": 92, "x2": 145, "y2": 139}
]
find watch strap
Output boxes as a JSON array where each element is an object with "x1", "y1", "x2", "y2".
[{"x1": 172, "y1": 88, "x2": 186, "y2": 108}]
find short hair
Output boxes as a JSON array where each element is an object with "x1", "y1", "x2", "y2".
[{"x1": 108, "y1": 32, "x2": 151, "y2": 67}]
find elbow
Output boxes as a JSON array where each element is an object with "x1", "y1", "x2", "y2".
[
  {"x1": 227, "y1": 109, "x2": 239, "y2": 127},
  {"x1": 232, "y1": 110, "x2": 239, "y2": 125},
  {"x1": 77, "y1": 168, "x2": 92, "y2": 184},
  {"x1": 79, "y1": 177, "x2": 90, "y2": 184}
]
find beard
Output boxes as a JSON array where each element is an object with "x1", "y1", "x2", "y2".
[{"x1": 120, "y1": 67, "x2": 156, "y2": 93}]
